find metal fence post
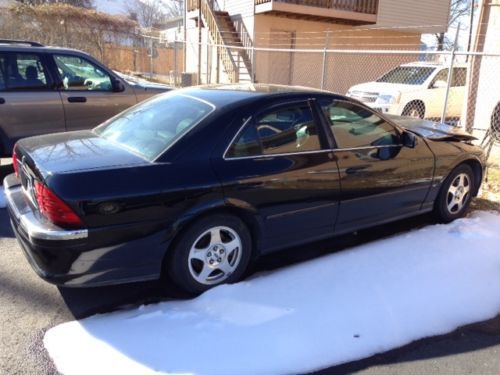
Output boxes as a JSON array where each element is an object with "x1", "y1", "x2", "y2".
[
  {"x1": 321, "y1": 31, "x2": 331, "y2": 90},
  {"x1": 441, "y1": 24, "x2": 460, "y2": 124}
]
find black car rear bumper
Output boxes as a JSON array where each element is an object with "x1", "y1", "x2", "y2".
[{"x1": 4, "y1": 173, "x2": 168, "y2": 287}]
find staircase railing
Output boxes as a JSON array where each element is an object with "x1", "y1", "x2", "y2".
[
  {"x1": 194, "y1": 0, "x2": 239, "y2": 82},
  {"x1": 233, "y1": 18, "x2": 254, "y2": 81}
]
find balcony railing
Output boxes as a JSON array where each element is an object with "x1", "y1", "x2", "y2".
[{"x1": 255, "y1": 0, "x2": 379, "y2": 15}]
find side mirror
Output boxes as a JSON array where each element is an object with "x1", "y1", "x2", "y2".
[
  {"x1": 402, "y1": 131, "x2": 417, "y2": 148},
  {"x1": 432, "y1": 80, "x2": 447, "y2": 89},
  {"x1": 112, "y1": 79, "x2": 126, "y2": 92}
]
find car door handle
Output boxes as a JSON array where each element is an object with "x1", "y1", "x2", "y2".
[
  {"x1": 67, "y1": 97, "x2": 87, "y2": 103},
  {"x1": 0, "y1": 98, "x2": 5, "y2": 104}
]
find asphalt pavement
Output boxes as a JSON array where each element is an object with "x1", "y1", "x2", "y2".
[{"x1": 1, "y1": 161, "x2": 500, "y2": 375}]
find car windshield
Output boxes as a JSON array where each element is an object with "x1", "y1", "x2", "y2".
[
  {"x1": 94, "y1": 93, "x2": 214, "y2": 161},
  {"x1": 377, "y1": 66, "x2": 436, "y2": 85}
]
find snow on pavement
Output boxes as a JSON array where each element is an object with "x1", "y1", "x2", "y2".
[
  {"x1": 44, "y1": 211, "x2": 500, "y2": 375},
  {"x1": 0, "y1": 186, "x2": 6, "y2": 209}
]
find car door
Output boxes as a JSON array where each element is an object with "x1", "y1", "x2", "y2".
[
  {"x1": 212, "y1": 99, "x2": 341, "y2": 253},
  {"x1": 319, "y1": 99, "x2": 435, "y2": 234},
  {"x1": 50, "y1": 53, "x2": 137, "y2": 131},
  {"x1": 0, "y1": 51, "x2": 65, "y2": 155}
]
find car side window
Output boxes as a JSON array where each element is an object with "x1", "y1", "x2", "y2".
[
  {"x1": 452, "y1": 67, "x2": 467, "y2": 87},
  {"x1": 1, "y1": 53, "x2": 49, "y2": 91},
  {"x1": 54, "y1": 54, "x2": 113, "y2": 91},
  {"x1": 0, "y1": 54, "x2": 6, "y2": 91},
  {"x1": 321, "y1": 100, "x2": 400, "y2": 149},
  {"x1": 226, "y1": 103, "x2": 322, "y2": 158},
  {"x1": 257, "y1": 103, "x2": 321, "y2": 155},
  {"x1": 431, "y1": 69, "x2": 449, "y2": 87}
]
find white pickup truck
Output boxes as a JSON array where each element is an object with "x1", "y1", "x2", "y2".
[{"x1": 347, "y1": 62, "x2": 467, "y2": 119}]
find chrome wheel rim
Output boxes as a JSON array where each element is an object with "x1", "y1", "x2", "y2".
[
  {"x1": 188, "y1": 226, "x2": 242, "y2": 285},
  {"x1": 446, "y1": 173, "x2": 471, "y2": 214}
]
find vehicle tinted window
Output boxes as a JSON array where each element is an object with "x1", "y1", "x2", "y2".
[
  {"x1": 54, "y1": 55, "x2": 113, "y2": 91},
  {"x1": 226, "y1": 118, "x2": 261, "y2": 158},
  {"x1": 257, "y1": 104, "x2": 321, "y2": 155},
  {"x1": 452, "y1": 67, "x2": 467, "y2": 87},
  {"x1": 0, "y1": 53, "x2": 48, "y2": 91},
  {"x1": 95, "y1": 93, "x2": 214, "y2": 161},
  {"x1": 431, "y1": 69, "x2": 449, "y2": 86},
  {"x1": 321, "y1": 100, "x2": 400, "y2": 149},
  {"x1": 0, "y1": 54, "x2": 5, "y2": 90},
  {"x1": 377, "y1": 67, "x2": 435, "y2": 85}
]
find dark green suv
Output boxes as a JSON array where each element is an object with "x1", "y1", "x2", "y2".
[{"x1": 0, "y1": 40, "x2": 171, "y2": 157}]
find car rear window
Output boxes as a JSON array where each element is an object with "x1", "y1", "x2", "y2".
[
  {"x1": 94, "y1": 93, "x2": 214, "y2": 161},
  {"x1": 377, "y1": 66, "x2": 435, "y2": 85}
]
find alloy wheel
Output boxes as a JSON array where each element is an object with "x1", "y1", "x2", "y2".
[
  {"x1": 187, "y1": 226, "x2": 243, "y2": 285},
  {"x1": 446, "y1": 173, "x2": 471, "y2": 214}
]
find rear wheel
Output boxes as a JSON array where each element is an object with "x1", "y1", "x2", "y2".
[
  {"x1": 434, "y1": 164, "x2": 475, "y2": 222},
  {"x1": 167, "y1": 214, "x2": 252, "y2": 294}
]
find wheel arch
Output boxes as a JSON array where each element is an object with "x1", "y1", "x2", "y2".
[
  {"x1": 460, "y1": 158, "x2": 483, "y2": 196},
  {"x1": 402, "y1": 100, "x2": 426, "y2": 118},
  {"x1": 164, "y1": 199, "x2": 264, "y2": 269}
]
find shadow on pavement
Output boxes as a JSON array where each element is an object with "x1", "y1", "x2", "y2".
[
  {"x1": 59, "y1": 213, "x2": 435, "y2": 319},
  {"x1": 312, "y1": 315, "x2": 500, "y2": 375}
]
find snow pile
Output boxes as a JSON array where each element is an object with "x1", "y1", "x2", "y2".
[
  {"x1": 0, "y1": 186, "x2": 6, "y2": 208},
  {"x1": 44, "y1": 212, "x2": 500, "y2": 375}
]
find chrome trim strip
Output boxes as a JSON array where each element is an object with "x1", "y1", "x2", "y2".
[
  {"x1": 5, "y1": 186, "x2": 88, "y2": 241},
  {"x1": 223, "y1": 144, "x2": 402, "y2": 161}
]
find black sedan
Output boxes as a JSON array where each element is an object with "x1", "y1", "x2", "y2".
[{"x1": 4, "y1": 84, "x2": 485, "y2": 293}]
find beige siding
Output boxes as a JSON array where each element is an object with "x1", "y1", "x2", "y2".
[
  {"x1": 254, "y1": 15, "x2": 422, "y2": 92},
  {"x1": 375, "y1": 0, "x2": 450, "y2": 33}
]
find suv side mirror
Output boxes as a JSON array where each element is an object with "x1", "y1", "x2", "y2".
[
  {"x1": 112, "y1": 79, "x2": 126, "y2": 92},
  {"x1": 402, "y1": 131, "x2": 417, "y2": 148},
  {"x1": 432, "y1": 80, "x2": 447, "y2": 89}
]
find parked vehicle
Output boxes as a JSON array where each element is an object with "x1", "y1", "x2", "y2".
[
  {"x1": 0, "y1": 39, "x2": 171, "y2": 157},
  {"x1": 4, "y1": 84, "x2": 485, "y2": 293},
  {"x1": 347, "y1": 62, "x2": 467, "y2": 119}
]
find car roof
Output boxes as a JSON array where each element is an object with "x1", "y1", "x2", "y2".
[
  {"x1": 178, "y1": 84, "x2": 337, "y2": 107},
  {"x1": 0, "y1": 42, "x2": 89, "y2": 56}
]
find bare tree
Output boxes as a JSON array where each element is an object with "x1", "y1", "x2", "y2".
[
  {"x1": 163, "y1": 0, "x2": 183, "y2": 18},
  {"x1": 436, "y1": 0, "x2": 472, "y2": 50},
  {"x1": 127, "y1": 0, "x2": 168, "y2": 28}
]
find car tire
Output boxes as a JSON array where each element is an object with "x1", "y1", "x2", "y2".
[
  {"x1": 167, "y1": 214, "x2": 252, "y2": 294},
  {"x1": 402, "y1": 102, "x2": 425, "y2": 119},
  {"x1": 434, "y1": 164, "x2": 475, "y2": 223}
]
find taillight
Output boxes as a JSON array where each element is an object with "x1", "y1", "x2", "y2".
[
  {"x1": 34, "y1": 181, "x2": 83, "y2": 228},
  {"x1": 12, "y1": 144, "x2": 19, "y2": 178}
]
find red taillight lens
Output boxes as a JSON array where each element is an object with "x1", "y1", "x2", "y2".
[
  {"x1": 12, "y1": 145, "x2": 19, "y2": 178},
  {"x1": 34, "y1": 181, "x2": 83, "y2": 228}
]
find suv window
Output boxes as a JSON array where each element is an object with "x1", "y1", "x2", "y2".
[
  {"x1": 431, "y1": 69, "x2": 449, "y2": 87},
  {"x1": 0, "y1": 53, "x2": 48, "y2": 91},
  {"x1": 54, "y1": 54, "x2": 113, "y2": 91},
  {"x1": 0, "y1": 54, "x2": 6, "y2": 90},
  {"x1": 452, "y1": 67, "x2": 467, "y2": 87},
  {"x1": 321, "y1": 100, "x2": 400, "y2": 149},
  {"x1": 227, "y1": 102, "x2": 322, "y2": 158}
]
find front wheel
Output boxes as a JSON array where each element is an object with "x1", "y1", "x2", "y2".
[
  {"x1": 434, "y1": 164, "x2": 475, "y2": 223},
  {"x1": 167, "y1": 214, "x2": 252, "y2": 294}
]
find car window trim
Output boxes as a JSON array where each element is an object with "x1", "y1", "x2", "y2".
[
  {"x1": 320, "y1": 98, "x2": 404, "y2": 150},
  {"x1": 0, "y1": 51, "x2": 54, "y2": 92},
  {"x1": 223, "y1": 98, "x2": 329, "y2": 160},
  {"x1": 51, "y1": 52, "x2": 116, "y2": 93}
]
